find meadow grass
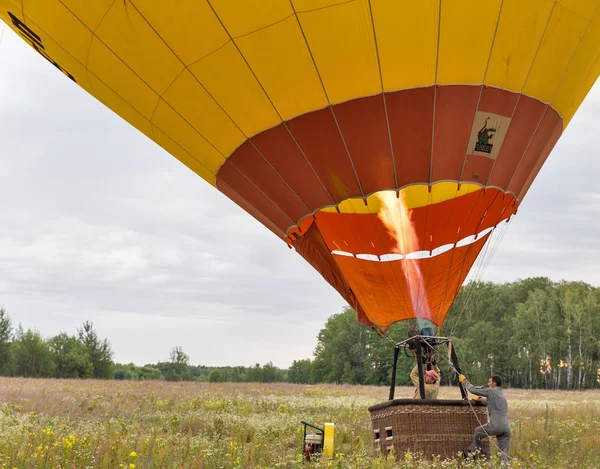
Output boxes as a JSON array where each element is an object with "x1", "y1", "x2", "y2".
[{"x1": 0, "y1": 378, "x2": 597, "y2": 468}]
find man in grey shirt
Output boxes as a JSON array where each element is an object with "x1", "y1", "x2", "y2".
[{"x1": 459, "y1": 374, "x2": 511, "y2": 464}]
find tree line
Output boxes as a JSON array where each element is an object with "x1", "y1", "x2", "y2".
[
  {"x1": 0, "y1": 308, "x2": 288, "y2": 383},
  {"x1": 0, "y1": 310, "x2": 113, "y2": 379},
  {"x1": 307, "y1": 277, "x2": 600, "y2": 390},
  {"x1": 1, "y1": 277, "x2": 599, "y2": 389}
]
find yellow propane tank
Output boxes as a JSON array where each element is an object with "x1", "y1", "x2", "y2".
[{"x1": 323, "y1": 423, "x2": 334, "y2": 457}]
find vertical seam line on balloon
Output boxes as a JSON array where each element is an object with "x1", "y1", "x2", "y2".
[
  {"x1": 344, "y1": 203, "x2": 401, "y2": 328},
  {"x1": 423, "y1": 184, "x2": 477, "y2": 325},
  {"x1": 566, "y1": 48, "x2": 600, "y2": 123},
  {"x1": 58, "y1": 0, "x2": 160, "y2": 124},
  {"x1": 504, "y1": 2, "x2": 599, "y2": 193},
  {"x1": 458, "y1": 0, "x2": 505, "y2": 185},
  {"x1": 485, "y1": 0, "x2": 557, "y2": 187},
  {"x1": 53, "y1": 1, "x2": 174, "y2": 125},
  {"x1": 282, "y1": 127, "x2": 337, "y2": 206},
  {"x1": 365, "y1": 0, "x2": 406, "y2": 311},
  {"x1": 218, "y1": 180, "x2": 286, "y2": 239},
  {"x1": 128, "y1": 0, "x2": 313, "y2": 219},
  {"x1": 516, "y1": 122, "x2": 562, "y2": 201},
  {"x1": 149, "y1": 67, "x2": 186, "y2": 123},
  {"x1": 288, "y1": 0, "x2": 365, "y2": 198},
  {"x1": 82, "y1": 0, "x2": 116, "y2": 69},
  {"x1": 127, "y1": 0, "x2": 312, "y2": 209},
  {"x1": 368, "y1": 197, "x2": 412, "y2": 321},
  {"x1": 414, "y1": 189, "x2": 431, "y2": 320},
  {"x1": 20, "y1": 8, "x2": 297, "y2": 228},
  {"x1": 10, "y1": 9, "x2": 222, "y2": 186},
  {"x1": 367, "y1": 0, "x2": 398, "y2": 190},
  {"x1": 212, "y1": 157, "x2": 298, "y2": 227},
  {"x1": 515, "y1": 122, "x2": 559, "y2": 201},
  {"x1": 419, "y1": 0, "x2": 442, "y2": 321},
  {"x1": 311, "y1": 235, "x2": 380, "y2": 328},
  {"x1": 203, "y1": 0, "x2": 326, "y2": 214},
  {"x1": 429, "y1": 0, "x2": 442, "y2": 186},
  {"x1": 123, "y1": 1, "x2": 301, "y2": 209},
  {"x1": 454, "y1": 0, "x2": 505, "y2": 285},
  {"x1": 203, "y1": 5, "x2": 330, "y2": 215}
]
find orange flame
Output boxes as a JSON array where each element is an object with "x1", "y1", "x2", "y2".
[{"x1": 376, "y1": 191, "x2": 431, "y2": 321}]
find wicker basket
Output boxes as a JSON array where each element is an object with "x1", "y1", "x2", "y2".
[{"x1": 368, "y1": 399, "x2": 490, "y2": 460}]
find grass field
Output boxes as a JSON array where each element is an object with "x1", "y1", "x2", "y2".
[{"x1": 0, "y1": 378, "x2": 598, "y2": 468}]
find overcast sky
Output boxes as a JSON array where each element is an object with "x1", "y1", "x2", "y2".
[{"x1": 1, "y1": 26, "x2": 599, "y2": 368}]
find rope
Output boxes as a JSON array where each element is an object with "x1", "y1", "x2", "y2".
[
  {"x1": 447, "y1": 215, "x2": 513, "y2": 338},
  {"x1": 383, "y1": 334, "x2": 532, "y2": 467},
  {"x1": 379, "y1": 328, "x2": 397, "y2": 346},
  {"x1": 419, "y1": 340, "x2": 519, "y2": 465}
]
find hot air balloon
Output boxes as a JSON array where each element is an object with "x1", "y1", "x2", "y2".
[
  {"x1": 1, "y1": 0, "x2": 598, "y2": 334},
  {"x1": 1, "y1": 0, "x2": 599, "y2": 460}
]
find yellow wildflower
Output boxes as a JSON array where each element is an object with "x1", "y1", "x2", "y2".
[{"x1": 130, "y1": 451, "x2": 137, "y2": 458}]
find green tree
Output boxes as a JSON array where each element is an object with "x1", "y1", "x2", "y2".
[
  {"x1": 77, "y1": 321, "x2": 114, "y2": 379},
  {"x1": 48, "y1": 333, "x2": 93, "y2": 378},
  {"x1": 12, "y1": 326, "x2": 55, "y2": 377},
  {"x1": 113, "y1": 363, "x2": 164, "y2": 380},
  {"x1": 312, "y1": 307, "x2": 372, "y2": 384},
  {"x1": 262, "y1": 362, "x2": 284, "y2": 382},
  {"x1": 0, "y1": 307, "x2": 13, "y2": 375},
  {"x1": 246, "y1": 363, "x2": 263, "y2": 382},
  {"x1": 138, "y1": 364, "x2": 163, "y2": 380},
  {"x1": 288, "y1": 359, "x2": 313, "y2": 384},
  {"x1": 165, "y1": 346, "x2": 190, "y2": 381},
  {"x1": 230, "y1": 366, "x2": 242, "y2": 382},
  {"x1": 554, "y1": 281, "x2": 600, "y2": 389},
  {"x1": 114, "y1": 363, "x2": 138, "y2": 380},
  {"x1": 208, "y1": 370, "x2": 220, "y2": 383}
]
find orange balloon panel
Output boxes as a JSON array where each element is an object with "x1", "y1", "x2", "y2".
[
  {"x1": 333, "y1": 234, "x2": 491, "y2": 330},
  {"x1": 313, "y1": 188, "x2": 516, "y2": 256}
]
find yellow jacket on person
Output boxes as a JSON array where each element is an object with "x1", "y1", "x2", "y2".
[{"x1": 410, "y1": 365, "x2": 440, "y2": 399}]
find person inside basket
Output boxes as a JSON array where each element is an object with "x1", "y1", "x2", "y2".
[
  {"x1": 458, "y1": 374, "x2": 511, "y2": 464},
  {"x1": 410, "y1": 363, "x2": 440, "y2": 399}
]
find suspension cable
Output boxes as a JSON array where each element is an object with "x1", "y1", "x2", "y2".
[{"x1": 419, "y1": 339, "x2": 523, "y2": 466}]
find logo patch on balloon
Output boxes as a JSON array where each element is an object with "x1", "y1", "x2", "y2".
[{"x1": 468, "y1": 112, "x2": 511, "y2": 160}]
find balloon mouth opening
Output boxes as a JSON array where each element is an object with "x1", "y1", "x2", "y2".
[{"x1": 330, "y1": 223, "x2": 503, "y2": 261}]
